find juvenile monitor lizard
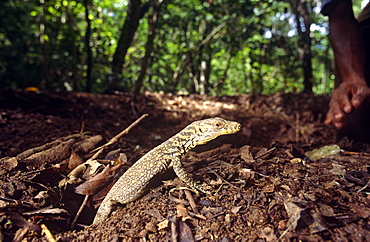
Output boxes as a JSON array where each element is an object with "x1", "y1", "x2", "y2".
[{"x1": 93, "y1": 117, "x2": 241, "y2": 224}]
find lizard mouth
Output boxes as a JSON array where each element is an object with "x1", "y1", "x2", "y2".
[
  {"x1": 234, "y1": 123, "x2": 241, "y2": 132},
  {"x1": 226, "y1": 121, "x2": 241, "y2": 134}
]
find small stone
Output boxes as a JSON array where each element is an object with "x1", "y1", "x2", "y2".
[{"x1": 145, "y1": 221, "x2": 158, "y2": 233}]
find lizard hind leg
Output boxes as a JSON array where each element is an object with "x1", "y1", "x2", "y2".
[{"x1": 171, "y1": 158, "x2": 211, "y2": 194}]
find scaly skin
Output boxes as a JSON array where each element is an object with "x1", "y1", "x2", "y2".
[{"x1": 93, "y1": 117, "x2": 241, "y2": 224}]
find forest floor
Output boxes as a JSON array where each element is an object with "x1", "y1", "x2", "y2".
[{"x1": 1, "y1": 90, "x2": 370, "y2": 241}]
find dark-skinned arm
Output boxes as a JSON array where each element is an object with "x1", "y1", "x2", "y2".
[{"x1": 325, "y1": 0, "x2": 370, "y2": 129}]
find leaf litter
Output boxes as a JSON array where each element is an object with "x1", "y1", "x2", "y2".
[{"x1": 0, "y1": 90, "x2": 370, "y2": 241}]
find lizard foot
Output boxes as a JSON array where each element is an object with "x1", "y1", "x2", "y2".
[{"x1": 193, "y1": 182, "x2": 212, "y2": 194}]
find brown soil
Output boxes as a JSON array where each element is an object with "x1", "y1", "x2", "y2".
[{"x1": 1, "y1": 90, "x2": 370, "y2": 241}]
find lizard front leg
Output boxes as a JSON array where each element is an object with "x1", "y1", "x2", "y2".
[
  {"x1": 171, "y1": 158, "x2": 211, "y2": 193},
  {"x1": 93, "y1": 196, "x2": 117, "y2": 224}
]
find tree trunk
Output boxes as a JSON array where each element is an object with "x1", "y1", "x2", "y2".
[
  {"x1": 291, "y1": 0, "x2": 313, "y2": 93},
  {"x1": 134, "y1": 0, "x2": 162, "y2": 95},
  {"x1": 84, "y1": 0, "x2": 93, "y2": 92},
  {"x1": 172, "y1": 54, "x2": 189, "y2": 92},
  {"x1": 172, "y1": 20, "x2": 228, "y2": 94},
  {"x1": 199, "y1": 45, "x2": 212, "y2": 95},
  {"x1": 111, "y1": 0, "x2": 151, "y2": 76},
  {"x1": 241, "y1": 52, "x2": 250, "y2": 93},
  {"x1": 39, "y1": 0, "x2": 48, "y2": 90},
  {"x1": 65, "y1": 2, "x2": 80, "y2": 91}
]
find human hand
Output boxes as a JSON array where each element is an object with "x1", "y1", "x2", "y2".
[{"x1": 325, "y1": 82, "x2": 370, "y2": 129}]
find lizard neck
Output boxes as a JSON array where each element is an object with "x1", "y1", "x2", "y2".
[{"x1": 169, "y1": 126, "x2": 199, "y2": 154}]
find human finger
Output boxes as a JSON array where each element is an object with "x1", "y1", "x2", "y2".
[
  {"x1": 351, "y1": 86, "x2": 370, "y2": 109},
  {"x1": 325, "y1": 99, "x2": 345, "y2": 129},
  {"x1": 336, "y1": 87, "x2": 353, "y2": 113}
]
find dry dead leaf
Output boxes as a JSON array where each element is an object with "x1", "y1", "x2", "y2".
[
  {"x1": 260, "y1": 226, "x2": 277, "y2": 242},
  {"x1": 240, "y1": 145, "x2": 254, "y2": 163},
  {"x1": 350, "y1": 203, "x2": 370, "y2": 218},
  {"x1": 0, "y1": 157, "x2": 18, "y2": 171},
  {"x1": 33, "y1": 191, "x2": 49, "y2": 205},
  {"x1": 67, "y1": 151, "x2": 83, "y2": 170},
  {"x1": 318, "y1": 203, "x2": 335, "y2": 217},
  {"x1": 255, "y1": 147, "x2": 276, "y2": 159},
  {"x1": 178, "y1": 221, "x2": 195, "y2": 242},
  {"x1": 322, "y1": 180, "x2": 341, "y2": 190},
  {"x1": 225, "y1": 213, "x2": 231, "y2": 223},
  {"x1": 82, "y1": 160, "x2": 104, "y2": 180},
  {"x1": 308, "y1": 208, "x2": 328, "y2": 233},
  {"x1": 104, "y1": 148, "x2": 121, "y2": 162},
  {"x1": 239, "y1": 168, "x2": 255, "y2": 181},
  {"x1": 263, "y1": 183, "x2": 275, "y2": 193},
  {"x1": 290, "y1": 158, "x2": 303, "y2": 164},
  {"x1": 13, "y1": 227, "x2": 29, "y2": 242},
  {"x1": 283, "y1": 201, "x2": 302, "y2": 231},
  {"x1": 10, "y1": 213, "x2": 41, "y2": 233},
  {"x1": 329, "y1": 163, "x2": 346, "y2": 177},
  {"x1": 176, "y1": 203, "x2": 189, "y2": 218},
  {"x1": 74, "y1": 163, "x2": 124, "y2": 195},
  {"x1": 231, "y1": 206, "x2": 242, "y2": 214}
]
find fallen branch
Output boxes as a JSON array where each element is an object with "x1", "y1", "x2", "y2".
[{"x1": 16, "y1": 134, "x2": 82, "y2": 160}]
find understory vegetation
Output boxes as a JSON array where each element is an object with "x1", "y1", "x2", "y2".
[{"x1": 0, "y1": 0, "x2": 365, "y2": 95}]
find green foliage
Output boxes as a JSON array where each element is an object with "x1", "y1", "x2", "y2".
[{"x1": 0, "y1": 0, "x2": 347, "y2": 95}]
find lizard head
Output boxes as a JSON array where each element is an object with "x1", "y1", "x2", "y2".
[{"x1": 191, "y1": 117, "x2": 241, "y2": 145}]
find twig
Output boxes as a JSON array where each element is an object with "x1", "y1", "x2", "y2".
[
  {"x1": 169, "y1": 186, "x2": 200, "y2": 195},
  {"x1": 278, "y1": 215, "x2": 300, "y2": 241},
  {"x1": 89, "y1": 114, "x2": 149, "y2": 161},
  {"x1": 357, "y1": 179, "x2": 370, "y2": 193},
  {"x1": 206, "y1": 167, "x2": 238, "y2": 189},
  {"x1": 184, "y1": 189, "x2": 199, "y2": 214},
  {"x1": 198, "y1": 20, "x2": 228, "y2": 48},
  {"x1": 188, "y1": 211, "x2": 207, "y2": 220},
  {"x1": 13, "y1": 227, "x2": 29, "y2": 242},
  {"x1": 70, "y1": 194, "x2": 89, "y2": 230},
  {"x1": 69, "y1": 115, "x2": 148, "y2": 228},
  {"x1": 210, "y1": 211, "x2": 226, "y2": 220},
  {"x1": 341, "y1": 150, "x2": 370, "y2": 157},
  {"x1": 170, "y1": 216, "x2": 178, "y2": 242},
  {"x1": 254, "y1": 147, "x2": 276, "y2": 159},
  {"x1": 79, "y1": 121, "x2": 85, "y2": 134},
  {"x1": 0, "y1": 196, "x2": 18, "y2": 203}
]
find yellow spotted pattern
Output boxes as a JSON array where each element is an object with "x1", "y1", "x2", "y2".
[{"x1": 93, "y1": 117, "x2": 241, "y2": 224}]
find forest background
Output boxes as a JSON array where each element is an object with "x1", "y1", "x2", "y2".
[{"x1": 0, "y1": 0, "x2": 367, "y2": 96}]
